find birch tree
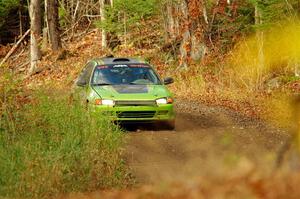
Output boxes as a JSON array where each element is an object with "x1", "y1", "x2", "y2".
[
  {"x1": 99, "y1": 0, "x2": 114, "y2": 49},
  {"x1": 100, "y1": 0, "x2": 107, "y2": 48},
  {"x1": 29, "y1": 0, "x2": 42, "y2": 74}
]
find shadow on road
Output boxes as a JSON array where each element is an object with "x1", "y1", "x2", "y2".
[{"x1": 118, "y1": 122, "x2": 174, "y2": 132}]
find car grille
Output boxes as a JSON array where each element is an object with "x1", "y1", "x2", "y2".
[
  {"x1": 117, "y1": 111, "x2": 156, "y2": 118},
  {"x1": 115, "y1": 100, "x2": 156, "y2": 106}
]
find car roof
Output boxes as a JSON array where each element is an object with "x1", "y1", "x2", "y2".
[{"x1": 92, "y1": 57, "x2": 147, "y2": 65}]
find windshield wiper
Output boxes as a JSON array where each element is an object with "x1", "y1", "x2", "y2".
[
  {"x1": 92, "y1": 83, "x2": 112, "y2": 86},
  {"x1": 129, "y1": 82, "x2": 155, "y2": 85}
]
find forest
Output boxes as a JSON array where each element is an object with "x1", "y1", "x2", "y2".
[{"x1": 1, "y1": 0, "x2": 300, "y2": 198}]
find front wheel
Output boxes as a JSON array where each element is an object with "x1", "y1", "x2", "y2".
[{"x1": 164, "y1": 119, "x2": 175, "y2": 131}]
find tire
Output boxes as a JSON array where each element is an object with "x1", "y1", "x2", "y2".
[{"x1": 165, "y1": 119, "x2": 175, "y2": 131}]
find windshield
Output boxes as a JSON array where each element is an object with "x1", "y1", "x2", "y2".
[{"x1": 91, "y1": 64, "x2": 162, "y2": 85}]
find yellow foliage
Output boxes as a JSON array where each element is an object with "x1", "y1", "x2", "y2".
[
  {"x1": 228, "y1": 21, "x2": 300, "y2": 89},
  {"x1": 226, "y1": 21, "x2": 300, "y2": 152}
]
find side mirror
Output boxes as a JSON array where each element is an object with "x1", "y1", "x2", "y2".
[
  {"x1": 163, "y1": 77, "x2": 174, "y2": 85},
  {"x1": 76, "y1": 78, "x2": 87, "y2": 87}
]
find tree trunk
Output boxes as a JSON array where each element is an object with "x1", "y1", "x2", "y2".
[
  {"x1": 178, "y1": 0, "x2": 189, "y2": 69},
  {"x1": 100, "y1": 0, "x2": 107, "y2": 48},
  {"x1": 178, "y1": 0, "x2": 207, "y2": 69},
  {"x1": 163, "y1": 0, "x2": 207, "y2": 69},
  {"x1": 101, "y1": 0, "x2": 119, "y2": 50},
  {"x1": 42, "y1": 27, "x2": 48, "y2": 50},
  {"x1": 166, "y1": 1, "x2": 175, "y2": 39},
  {"x1": 29, "y1": 0, "x2": 42, "y2": 74},
  {"x1": 255, "y1": 4, "x2": 264, "y2": 89},
  {"x1": 163, "y1": 1, "x2": 180, "y2": 40},
  {"x1": 46, "y1": 0, "x2": 61, "y2": 51},
  {"x1": 18, "y1": 5, "x2": 23, "y2": 37}
]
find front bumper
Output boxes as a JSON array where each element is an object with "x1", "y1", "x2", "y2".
[{"x1": 90, "y1": 104, "x2": 175, "y2": 121}]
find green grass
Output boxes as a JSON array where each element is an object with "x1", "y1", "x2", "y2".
[{"x1": 0, "y1": 88, "x2": 130, "y2": 198}]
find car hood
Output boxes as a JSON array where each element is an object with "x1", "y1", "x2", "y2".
[{"x1": 92, "y1": 84, "x2": 171, "y2": 100}]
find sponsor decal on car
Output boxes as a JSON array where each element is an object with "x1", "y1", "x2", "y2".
[
  {"x1": 112, "y1": 85, "x2": 148, "y2": 94},
  {"x1": 113, "y1": 64, "x2": 129, "y2": 68},
  {"x1": 129, "y1": 64, "x2": 150, "y2": 68},
  {"x1": 97, "y1": 65, "x2": 108, "y2": 69}
]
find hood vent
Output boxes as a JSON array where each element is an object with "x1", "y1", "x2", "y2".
[{"x1": 113, "y1": 58, "x2": 130, "y2": 62}]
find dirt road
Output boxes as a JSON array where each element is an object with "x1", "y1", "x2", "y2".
[
  {"x1": 61, "y1": 100, "x2": 292, "y2": 199},
  {"x1": 123, "y1": 100, "x2": 288, "y2": 184}
]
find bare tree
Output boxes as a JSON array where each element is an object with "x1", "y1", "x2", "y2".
[
  {"x1": 100, "y1": 0, "x2": 107, "y2": 48},
  {"x1": 46, "y1": 0, "x2": 62, "y2": 51},
  {"x1": 29, "y1": 0, "x2": 42, "y2": 74},
  {"x1": 163, "y1": 0, "x2": 207, "y2": 69}
]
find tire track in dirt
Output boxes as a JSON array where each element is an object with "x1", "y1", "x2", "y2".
[{"x1": 123, "y1": 100, "x2": 288, "y2": 184}]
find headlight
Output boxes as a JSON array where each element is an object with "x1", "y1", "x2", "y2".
[
  {"x1": 156, "y1": 98, "x2": 167, "y2": 104},
  {"x1": 94, "y1": 99, "x2": 115, "y2": 106},
  {"x1": 102, "y1": 99, "x2": 115, "y2": 106},
  {"x1": 156, "y1": 97, "x2": 173, "y2": 105}
]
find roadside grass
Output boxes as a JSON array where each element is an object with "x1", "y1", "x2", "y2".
[{"x1": 0, "y1": 71, "x2": 130, "y2": 198}]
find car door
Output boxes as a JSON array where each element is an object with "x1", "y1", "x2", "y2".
[{"x1": 73, "y1": 61, "x2": 95, "y2": 103}]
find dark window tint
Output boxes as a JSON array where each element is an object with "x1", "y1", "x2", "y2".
[
  {"x1": 77, "y1": 62, "x2": 95, "y2": 85},
  {"x1": 91, "y1": 64, "x2": 161, "y2": 85}
]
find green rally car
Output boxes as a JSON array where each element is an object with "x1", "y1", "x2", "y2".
[{"x1": 74, "y1": 57, "x2": 175, "y2": 129}]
